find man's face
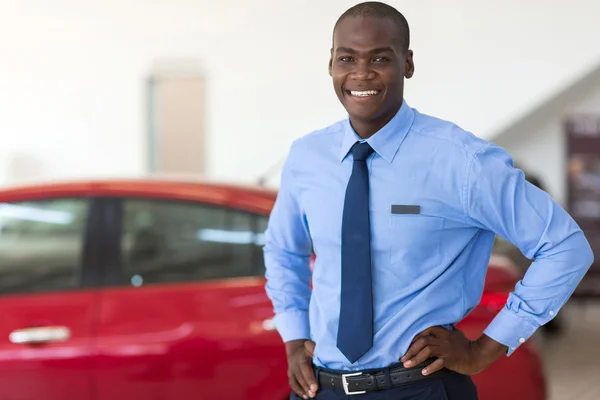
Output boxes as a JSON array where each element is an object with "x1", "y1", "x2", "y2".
[{"x1": 329, "y1": 16, "x2": 414, "y2": 124}]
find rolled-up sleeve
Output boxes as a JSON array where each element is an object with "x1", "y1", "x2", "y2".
[
  {"x1": 464, "y1": 143, "x2": 594, "y2": 355},
  {"x1": 263, "y1": 140, "x2": 313, "y2": 343}
]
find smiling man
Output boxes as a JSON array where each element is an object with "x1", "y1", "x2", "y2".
[{"x1": 263, "y1": 2, "x2": 594, "y2": 399}]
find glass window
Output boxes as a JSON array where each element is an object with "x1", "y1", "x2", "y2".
[
  {"x1": 252, "y1": 215, "x2": 268, "y2": 275},
  {"x1": 0, "y1": 198, "x2": 89, "y2": 295},
  {"x1": 121, "y1": 199, "x2": 266, "y2": 286}
]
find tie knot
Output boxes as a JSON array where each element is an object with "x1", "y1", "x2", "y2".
[{"x1": 351, "y1": 142, "x2": 374, "y2": 161}]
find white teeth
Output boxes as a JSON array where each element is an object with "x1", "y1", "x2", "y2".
[{"x1": 350, "y1": 90, "x2": 379, "y2": 97}]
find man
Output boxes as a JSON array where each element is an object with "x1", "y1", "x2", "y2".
[{"x1": 263, "y1": 2, "x2": 593, "y2": 399}]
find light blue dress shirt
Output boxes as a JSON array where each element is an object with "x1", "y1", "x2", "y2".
[{"x1": 263, "y1": 100, "x2": 593, "y2": 370}]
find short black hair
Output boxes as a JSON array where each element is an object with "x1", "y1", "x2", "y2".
[{"x1": 334, "y1": 2, "x2": 410, "y2": 52}]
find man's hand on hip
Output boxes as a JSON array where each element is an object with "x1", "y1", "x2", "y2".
[
  {"x1": 400, "y1": 326, "x2": 508, "y2": 376},
  {"x1": 285, "y1": 339, "x2": 318, "y2": 399}
]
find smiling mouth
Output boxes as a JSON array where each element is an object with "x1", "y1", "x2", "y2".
[{"x1": 346, "y1": 89, "x2": 381, "y2": 97}]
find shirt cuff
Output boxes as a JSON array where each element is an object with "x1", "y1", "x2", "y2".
[
  {"x1": 483, "y1": 307, "x2": 538, "y2": 356},
  {"x1": 273, "y1": 310, "x2": 311, "y2": 342}
]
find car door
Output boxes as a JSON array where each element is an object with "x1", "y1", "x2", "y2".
[
  {"x1": 0, "y1": 196, "x2": 101, "y2": 400},
  {"x1": 94, "y1": 197, "x2": 288, "y2": 400}
]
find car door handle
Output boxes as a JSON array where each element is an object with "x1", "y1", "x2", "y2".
[{"x1": 9, "y1": 326, "x2": 71, "y2": 344}]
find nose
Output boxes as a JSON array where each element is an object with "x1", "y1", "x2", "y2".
[{"x1": 351, "y1": 60, "x2": 376, "y2": 80}]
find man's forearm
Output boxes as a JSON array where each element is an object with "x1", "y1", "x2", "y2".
[{"x1": 483, "y1": 228, "x2": 593, "y2": 356}]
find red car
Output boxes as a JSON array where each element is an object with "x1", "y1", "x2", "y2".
[{"x1": 0, "y1": 178, "x2": 546, "y2": 400}]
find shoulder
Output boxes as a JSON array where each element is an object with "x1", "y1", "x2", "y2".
[
  {"x1": 294, "y1": 119, "x2": 345, "y2": 146},
  {"x1": 410, "y1": 108, "x2": 492, "y2": 158},
  {"x1": 287, "y1": 119, "x2": 346, "y2": 157}
]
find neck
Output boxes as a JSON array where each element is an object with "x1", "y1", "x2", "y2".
[{"x1": 350, "y1": 101, "x2": 403, "y2": 139}]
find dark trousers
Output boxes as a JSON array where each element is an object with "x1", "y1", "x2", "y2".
[{"x1": 290, "y1": 372, "x2": 478, "y2": 400}]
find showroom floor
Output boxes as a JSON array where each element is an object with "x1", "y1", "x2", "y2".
[{"x1": 539, "y1": 301, "x2": 600, "y2": 400}]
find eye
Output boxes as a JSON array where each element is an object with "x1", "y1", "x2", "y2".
[
  {"x1": 338, "y1": 56, "x2": 354, "y2": 62},
  {"x1": 373, "y1": 56, "x2": 390, "y2": 62}
]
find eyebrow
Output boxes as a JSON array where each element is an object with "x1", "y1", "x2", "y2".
[{"x1": 335, "y1": 46, "x2": 395, "y2": 54}]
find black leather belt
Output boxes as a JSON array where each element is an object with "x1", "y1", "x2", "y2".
[{"x1": 318, "y1": 358, "x2": 453, "y2": 395}]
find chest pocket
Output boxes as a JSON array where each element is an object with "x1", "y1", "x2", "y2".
[{"x1": 389, "y1": 214, "x2": 445, "y2": 278}]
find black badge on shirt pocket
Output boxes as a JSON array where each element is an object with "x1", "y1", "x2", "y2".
[{"x1": 391, "y1": 205, "x2": 421, "y2": 215}]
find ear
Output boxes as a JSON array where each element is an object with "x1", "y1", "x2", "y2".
[
  {"x1": 328, "y1": 48, "x2": 333, "y2": 77},
  {"x1": 404, "y1": 50, "x2": 414, "y2": 79}
]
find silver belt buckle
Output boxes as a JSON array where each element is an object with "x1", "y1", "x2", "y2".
[{"x1": 341, "y1": 372, "x2": 366, "y2": 395}]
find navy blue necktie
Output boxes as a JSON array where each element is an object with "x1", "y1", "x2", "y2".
[{"x1": 337, "y1": 141, "x2": 375, "y2": 363}]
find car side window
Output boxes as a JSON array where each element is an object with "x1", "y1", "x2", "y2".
[
  {"x1": 0, "y1": 198, "x2": 89, "y2": 295},
  {"x1": 121, "y1": 198, "x2": 266, "y2": 286},
  {"x1": 252, "y1": 215, "x2": 269, "y2": 275}
]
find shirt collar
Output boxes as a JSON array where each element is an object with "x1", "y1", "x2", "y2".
[{"x1": 339, "y1": 99, "x2": 415, "y2": 163}]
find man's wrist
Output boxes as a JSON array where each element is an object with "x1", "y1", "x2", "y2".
[
  {"x1": 285, "y1": 339, "x2": 309, "y2": 357},
  {"x1": 473, "y1": 334, "x2": 508, "y2": 369}
]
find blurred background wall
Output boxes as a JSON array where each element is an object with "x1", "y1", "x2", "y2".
[{"x1": 1, "y1": 0, "x2": 599, "y2": 200}]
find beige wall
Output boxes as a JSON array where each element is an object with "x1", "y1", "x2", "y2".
[{"x1": 150, "y1": 74, "x2": 206, "y2": 176}]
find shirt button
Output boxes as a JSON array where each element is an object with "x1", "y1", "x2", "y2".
[
  {"x1": 519, "y1": 338, "x2": 525, "y2": 343},
  {"x1": 549, "y1": 310, "x2": 555, "y2": 316}
]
